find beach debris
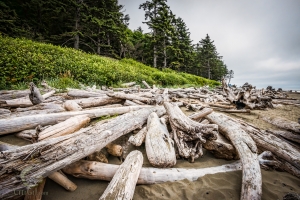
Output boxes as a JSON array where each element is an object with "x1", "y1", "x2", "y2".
[{"x1": 99, "y1": 150, "x2": 143, "y2": 200}]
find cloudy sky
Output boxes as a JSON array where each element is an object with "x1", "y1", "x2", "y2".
[{"x1": 119, "y1": 0, "x2": 300, "y2": 90}]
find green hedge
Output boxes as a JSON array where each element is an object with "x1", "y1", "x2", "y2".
[{"x1": 0, "y1": 36, "x2": 220, "y2": 89}]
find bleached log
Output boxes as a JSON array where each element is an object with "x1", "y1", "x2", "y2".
[
  {"x1": 1, "y1": 142, "x2": 77, "y2": 195},
  {"x1": 38, "y1": 115, "x2": 90, "y2": 140},
  {"x1": 48, "y1": 171, "x2": 77, "y2": 191},
  {"x1": 67, "y1": 89, "x2": 107, "y2": 98},
  {"x1": 10, "y1": 107, "x2": 65, "y2": 118},
  {"x1": 146, "y1": 112, "x2": 176, "y2": 167},
  {"x1": 15, "y1": 129, "x2": 37, "y2": 141},
  {"x1": 3, "y1": 90, "x2": 56, "y2": 108},
  {"x1": 63, "y1": 100, "x2": 82, "y2": 111},
  {"x1": 208, "y1": 103, "x2": 235, "y2": 109},
  {"x1": 87, "y1": 150, "x2": 109, "y2": 163},
  {"x1": 24, "y1": 178, "x2": 46, "y2": 200},
  {"x1": 120, "y1": 82, "x2": 136, "y2": 87},
  {"x1": 0, "y1": 90, "x2": 30, "y2": 100},
  {"x1": 73, "y1": 96, "x2": 123, "y2": 108},
  {"x1": 267, "y1": 129, "x2": 300, "y2": 144},
  {"x1": 142, "y1": 81, "x2": 151, "y2": 89},
  {"x1": 0, "y1": 106, "x2": 165, "y2": 199},
  {"x1": 261, "y1": 115, "x2": 300, "y2": 133},
  {"x1": 132, "y1": 100, "x2": 145, "y2": 105},
  {"x1": 42, "y1": 90, "x2": 55, "y2": 99},
  {"x1": 99, "y1": 150, "x2": 143, "y2": 200},
  {"x1": 164, "y1": 102, "x2": 218, "y2": 162},
  {"x1": 203, "y1": 132, "x2": 238, "y2": 160},
  {"x1": 63, "y1": 151, "x2": 275, "y2": 184},
  {"x1": 124, "y1": 100, "x2": 138, "y2": 106},
  {"x1": 217, "y1": 109, "x2": 251, "y2": 113},
  {"x1": 189, "y1": 108, "x2": 213, "y2": 120},
  {"x1": 107, "y1": 92, "x2": 153, "y2": 104},
  {"x1": 128, "y1": 127, "x2": 147, "y2": 146},
  {"x1": 0, "y1": 141, "x2": 17, "y2": 151},
  {"x1": 106, "y1": 143, "x2": 123, "y2": 157},
  {"x1": 15, "y1": 103, "x2": 64, "y2": 112},
  {"x1": 0, "y1": 108, "x2": 10, "y2": 118},
  {"x1": 205, "y1": 112, "x2": 262, "y2": 200},
  {"x1": 0, "y1": 105, "x2": 151, "y2": 135}
]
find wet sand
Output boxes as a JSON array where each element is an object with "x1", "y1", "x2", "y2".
[{"x1": 1, "y1": 92, "x2": 299, "y2": 200}]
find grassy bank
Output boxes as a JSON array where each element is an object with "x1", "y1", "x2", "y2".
[{"x1": 0, "y1": 36, "x2": 220, "y2": 89}]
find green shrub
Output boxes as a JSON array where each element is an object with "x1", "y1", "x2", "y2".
[{"x1": 0, "y1": 36, "x2": 220, "y2": 89}]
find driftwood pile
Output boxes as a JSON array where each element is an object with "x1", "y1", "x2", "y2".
[{"x1": 0, "y1": 80, "x2": 299, "y2": 200}]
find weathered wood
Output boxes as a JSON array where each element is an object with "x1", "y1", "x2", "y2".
[
  {"x1": 234, "y1": 119, "x2": 300, "y2": 172},
  {"x1": 106, "y1": 143, "x2": 123, "y2": 157},
  {"x1": 267, "y1": 129, "x2": 300, "y2": 144},
  {"x1": 0, "y1": 105, "x2": 151, "y2": 135},
  {"x1": 0, "y1": 106, "x2": 165, "y2": 199},
  {"x1": 261, "y1": 115, "x2": 300, "y2": 133},
  {"x1": 63, "y1": 100, "x2": 82, "y2": 111},
  {"x1": 217, "y1": 109, "x2": 251, "y2": 113},
  {"x1": 48, "y1": 171, "x2": 77, "y2": 191},
  {"x1": 0, "y1": 108, "x2": 10, "y2": 118},
  {"x1": 146, "y1": 112, "x2": 176, "y2": 167},
  {"x1": 15, "y1": 129, "x2": 37, "y2": 142},
  {"x1": 205, "y1": 112, "x2": 262, "y2": 200},
  {"x1": 128, "y1": 127, "x2": 147, "y2": 146},
  {"x1": 123, "y1": 100, "x2": 138, "y2": 106},
  {"x1": 99, "y1": 150, "x2": 143, "y2": 200},
  {"x1": 208, "y1": 103, "x2": 235, "y2": 109},
  {"x1": 0, "y1": 90, "x2": 30, "y2": 100},
  {"x1": 67, "y1": 89, "x2": 107, "y2": 98},
  {"x1": 164, "y1": 102, "x2": 218, "y2": 162},
  {"x1": 107, "y1": 92, "x2": 153, "y2": 104},
  {"x1": 0, "y1": 141, "x2": 17, "y2": 151},
  {"x1": 87, "y1": 150, "x2": 109, "y2": 163},
  {"x1": 120, "y1": 82, "x2": 136, "y2": 87},
  {"x1": 189, "y1": 108, "x2": 213, "y2": 120},
  {"x1": 38, "y1": 115, "x2": 90, "y2": 140},
  {"x1": 142, "y1": 80, "x2": 151, "y2": 89},
  {"x1": 29, "y1": 82, "x2": 45, "y2": 105},
  {"x1": 63, "y1": 151, "x2": 275, "y2": 184},
  {"x1": 24, "y1": 178, "x2": 46, "y2": 200},
  {"x1": 73, "y1": 96, "x2": 123, "y2": 108}
]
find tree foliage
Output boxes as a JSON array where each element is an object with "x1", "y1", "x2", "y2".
[{"x1": 0, "y1": 0, "x2": 233, "y2": 82}]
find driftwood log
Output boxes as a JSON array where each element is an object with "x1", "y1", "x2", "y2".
[
  {"x1": 29, "y1": 82, "x2": 44, "y2": 105},
  {"x1": 38, "y1": 115, "x2": 90, "y2": 140},
  {"x1": 260, "y1": 115, "x2": 300, "y2": 133},
  {"x1": 67, "y1": 89, "x2": 107, "y2": 98},
  {"x1": 72, "y1": 97, "x2": 123, "y2": 108},
  {"x1": 0, "y1": 105, "x2": 151, "y2": 135},
  {"x1": 0, "y1": 106, "x2": 165, "y2": 199},
  {"x1": 205, "y1": 112, "x2": 262, "y2": 200},
  {"x1": 24, "y1": 178, "x2": 46, "y2": 200},
  {"x1": 99, "y1": 150, "x2": 143, "y2": 200},
  {"x1": 63, "y1": 100, "x2": 82, "y2": 111},
  {"x1": 63, "y1": 151, "x2": 276, "y2": 184},
  {"x1": 128, "y1": 127, "x2": 147, "y2": 146},
  {"x1": 164, "y1": 102, "x2": 218, "y2": 162},
  {"x1": 145, "y1": 112, "x2": 176, "y2": 167}
]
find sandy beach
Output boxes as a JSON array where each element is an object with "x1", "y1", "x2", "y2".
[{"x1": 0, "y1": 92, "x2": 299, "y2": 200}]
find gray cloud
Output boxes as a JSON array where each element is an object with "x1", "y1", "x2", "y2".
[{"x1": 119, "y1": 0, "x2": 300, "y2": 90}]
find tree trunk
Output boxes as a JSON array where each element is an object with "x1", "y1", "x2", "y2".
[
  {"x1": 48, "y1": 171, "x2": 77, "y2": 191},
  {"x1": 267, "y1": 129, "x2": 300, "y2": 144},
  {"x1": 38, "y1": 115, "x2": 90, "y2": 140},
  {"x1": 107, "y1": 92, "x2": 153, "y2": 104},
  {"x1": 73, "y1": 97, "x2": 123, "y2": 108},
  {"x1": 128, "y1": 127, "x2": 147, "y2": 146},
  {"x1": 63, "y1": 100, "x2": 82, "y2": 111},
  {"x1": 146, "y1": 112, "x2": 176, "y2": 167},
  {"x1": 63, "y1": 151, "x2": 275, "y2": 185},
  {"x1": 2, "y1": 90, "x2": 55, "y2": 108},
  {"x1": 0, "y1": 105, "x2": 151, "y2": 135},
  {"x1": 205, "y1": 112, "x2": 262, "y2": 200},
  {"x1": 0, "y1": 90, "x2": 30, "y2": 100},
  {"x1": 164, "y1": 102, "x2": 218, "y2": 162},
  {"x1": 74, "y1": 0, "x2": 83, "y2": 49},
  {"x1": 67, "y1": 90, "x2": 107, "y2": 98},
  {"x1": 260, "y1": 115, "x2": 300, "y2": 133},
  {"x1": 29, "y1": 82, "x2": 44, "y2": 105},
  {"x1": 188, "y1": 108, "x2": 213, "y2": 120},
  {"x1": 0, "y1": 109, "x2": 10, "y2": 118},
  {"x1": 0, "y1": 106, "x2": 165, "y2": 199},
  {"x1": 99, "y1": 151, "x2": 143, "y2": 200},
  {"x1": 142, "y1": 81, "x2": 151, "y2": 89}
]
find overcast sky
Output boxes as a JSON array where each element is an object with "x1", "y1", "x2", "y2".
[{"x1": 119, "y1": 0, "x2": 300, "y2": 90}]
